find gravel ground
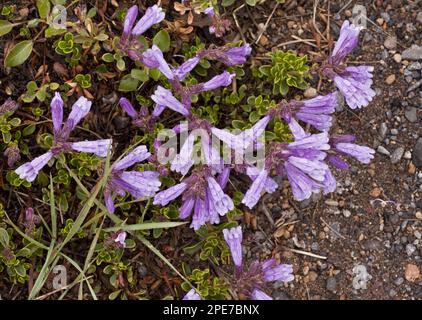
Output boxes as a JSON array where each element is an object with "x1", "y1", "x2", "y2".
[{"x1": 239, "y1": 0, "x2": 421, "y2": 300}]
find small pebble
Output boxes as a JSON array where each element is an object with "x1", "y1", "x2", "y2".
[
  {"x1": 343, "y1": 210, "x2": 352, "y2": 218},
  {"x1": 377, "y1": 145, "x2": 391, "y2": 156},
  {"x1": 393, "y1": 53, "x2": 402, "y2": 63},
  {"x1": 384, "y1": 36, "x2": 397, "y2": 50},
  {"x1": 386, "y1": 74, "x2": 396, "y2": 85},
  {"x1": 303, "y1": 87, "x2": 317, "y2": 98},
  {"x1": 391, "y1": 147, "x2": 404, "y2": 164},
  {"x1": 405, "y1": 264, "x2": 420, "y2": 282},
  {"x1": 403, "y1": 151, "x2": 412, "y2": 160}
]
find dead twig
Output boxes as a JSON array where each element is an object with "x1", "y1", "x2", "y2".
[
  {"x1": 232, "y1": 4, "x2": 247, "y2": 44},
  {"x1": 282, "y1": 247, "x2": 327, "y2": 260},
  {"x1": 320, "y1": 217, "x2": 346, "y2": 240},
  {"x1": 255, "y1": 3, "x2": 279, "y2": 45}
]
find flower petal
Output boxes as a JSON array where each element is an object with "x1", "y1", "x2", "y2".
[
  {"x1": 113, "y1": 145, "x2": 150, "y2": 171},
  {"x1": 70, "y1": 139, "x2": 112, "y2": 157},
  {"x1": 15, "y1": 151, "x2": 53, "y2": 183}
]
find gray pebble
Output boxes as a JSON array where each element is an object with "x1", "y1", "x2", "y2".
[
  {"x1": 377, "y1": 145, "x2": 391, "y2": 156},
  {"x1": 326, "y1": 277, "x2": 337, "y2": 293},
  {"x1": 391, "y1": 147, "x2": 405, "y2": 164}
]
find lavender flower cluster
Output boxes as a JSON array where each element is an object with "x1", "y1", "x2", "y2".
[{"x1": 11, "y1": 5, "x2": 377, "y2": 300}]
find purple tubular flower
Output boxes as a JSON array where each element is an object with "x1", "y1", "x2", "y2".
[
  {"x1": 331, "y1": 21, "x2": 361, "y2": 63},
  {"x1": 284, "y1": 162, "x2": 320, "y2": 201},
  {"x1": 223, "y1": 226, "x2": 243, "y2": 268},
  {"x1": 151, "y1": 86, "x2": 190, "y2": 116},
  {"x1": 119, "y1": 97, "x2": 138, "y2": 119},
  {"x1": 242, "y1": 169, "x2": 269, "y2": 209},
  {"x1": 206, "y1": 177, "x2": 234, "y2": 215},
  {"x1": 153, "y1": 182, "x2": 188, "y2": 206},
  {"x1": 262, "y1": 258, "x2": 294, "y2": 283},
  {"x1": 335, "y1": 142, "x2": 375, "y2": 164},
  {"x1": 70, "y1": 139, "x2": 112, "y2": 157},
  {"x1": 295, "y1": 93, "x2": 338, "y2": 131},
  {"x1": 288, "y1": 131, "x2": 330, "y2": 157},
  {"x1": 131, "y1": 5, "x2": 165, "y2": 36},
  {"x1": 326, "y1": 21, "x2": 375, "y2": 109},
  {"x1": 212, "y1": 115, "x2": 270, "y2": 153},
  {"x1": 142, "y1": 45, "x2": 174, "y2": 80},
  {"x1": 121, "y1": 5, "x2": 138, "y2": 44},
  {"x1": 114, "y1": 231, "x2": 127, "y2": 248},
  {"x1": 201, "y1": 138, "x2": 223, "y2": 173},
  {"x1": 223, "y1": 44, "x2": 252, "y2": 66},
  {"x1": 173, "y1": 56, "x2": 201, "y2": 81},
  {"x1": 171, "y1": 133, "x2": 195, "y2": 175},
  {"x1": 16, "y1": 94, "x2": 113, "y2": 183},
  {"x1": 251, "y1": 289, "x2": 273, "y2": 300},
  {"x1": 51, "y1": 92, "x2": 63, "y2": 135},
  {"x1": 204, "y1": 7, "x2": 215, "y2": 17},
  {"x1": 288, "y1": 118, "x2": 309, "y2": 140},
  {"x1": 322, "y1": 169, "x2": 337, "y2": 194},
  {"x1": 65, "y1": 96, "x2": 92, "y2": 131},
  {"x1": 282, "y1": 130, "x2": 333, "y2": 200},
  {"x1": 191, "y1": 198, "x2": 207, "y2": 230},
  {"x1": 201, "y1": 71, "x2": 235, "y2": 92},
  {"x1": 152, "y1": 104, "x2": 166, "y2": 118},
  {"x1": 105, "y1": 146, "x2": 160, "y2": 213},
  {"x1": 15, "y1": 151, "x2": 53, "y2": 182},
  {"x1": 217, "y1": 167, "x2": 231, "y2": 190},
  {"x1": 333, "y1": 66, "x2": 375, "y2": 109},
  {"x1": 113, "y1": 145, "x2": 150, "y2": 171},
  {"x1": 183, "y1": 289, "x2": 201, "y2": 300},
  {"x1": 117, "y1": 171, "x2": 161, "y2": 198},
  {"x1": 287, "y1": 156, "x2": 328, "y2": 182},
  {"x1": 246, "y1": 166, "x2": 278, "y2": 194},
  {"x1": 179, "y1": 197, "x2": 195, "y2": 219},
  {"x1": 327, "y1": 154, "x2": 349, "y2": 170},
  {"x1": 104, "y1": 189, "x2": 115, "y2": 213}
]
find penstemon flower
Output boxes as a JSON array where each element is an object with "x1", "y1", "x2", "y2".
[
  {"x1": 153, "y1": 166, "x2": 233, "y2": 230},
  {"x1": 15, "y1": 93, "x2": 112, "y2": 182},
  {"x1": 183, "y1": 289, "x2": 201, "y2": 300},
  {"x1": 120, "y1": 5, "x2": 165, "y2": 50},
  {"x1": 168, "y1": 118, "x2": 223, "y2": 176},
  {"x1": 223, "y1": 226, "x2": 294, "y2": 300},
  {"x1": 238, "y1": 119, "x2": 333, "y2": 207},
  {"x1": 119, "y1": 97, "x2": 156, "y2": 129},
  {"x1": 327, "y1": 134, "x2": 375, "y2": 170},
  {"x1": 114, "y1": 231, "x2": 127, "y2": 248},
  {"x1": 322, "y1": 21, "x2": 376, "y2": 109},
  {"x1": 142, "y1": 45, "x2": 237, "y2": 113},
  {"x1": 103, "y1": 145, "x2": 161, "y2": 214},
  {"x1": 274, "y1": 92, "x2": 339, "y2": 132},
  {"x1": 200, "y1": 44, "x2": 252, "y2": 66},
  {"x1": 223, "y1": 226, "x2": 243, "y2": 269}
]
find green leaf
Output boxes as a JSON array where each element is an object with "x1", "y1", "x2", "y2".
[
  {"x1": 104, "y1": 221, "x2": 187, "y2": 232},
  {"x1": 130, "y1": 69, "x2": 149, "y2": 82},
  {"x1": 246, "y1": 0, "x2": 258, "y2": 5},
  {"x1": 4, "y1": 40, "x2": 34, "y2": 67},
  {"x1": 222, "y1": 0, "x2": 235, "y2": 6},
  {"x1": 101, "y1": 53, "x2": 114, "y2": 63},
  {"x1": 36, "y1": 0, "x2": 51, "y2": 19},
  {"x1": 0, "y1": 20, "x2": 14, "y2": 37},
  {"x1": 149, "y1": 68, "x2": 161, "y2": 81},
  {"x1": 116, "y1": 58, "x2": 125, "y2": 71},
  {"x1": 9, "y1": 117, "x2": 21, "y2": 126},
  {"x1": 45, "y1": 26, "x2": 66, "y2": 38},
  {"x1": 87, "y1": 7, "x2": 97, "y2": 18},
  {"x1": 153, "y1": 30, "x2": 171, "y2": 52},
  {"x1": 118, "y1": 75, "x2": 139, "y2": 92},
  {"x1": 0, "y1": 228, "x2": 10, "y2": 248}
]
